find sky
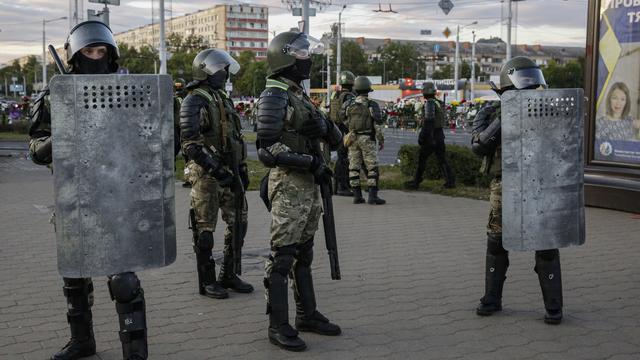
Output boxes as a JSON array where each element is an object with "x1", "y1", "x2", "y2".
[{"x1": 0, "y1": 0, "x2": 590, "y2": 65}]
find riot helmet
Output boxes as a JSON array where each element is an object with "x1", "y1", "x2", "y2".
[
  {"x1": 267, "y1": 31, "x2": 324, "y2": 80},
  {"x1": 422, "y1": 81, "x2": 437, "y2": 97},
  {"x1": 192, "y1": 48, "x2": 240, "y2": 85},
  {"x1": 498, "y1": 56, "x2": 547, "y2": 92},
  {"x1": 339, "y1": 71, "x2": 356, "y2": 88},
  {"x1": 65, "y1": 21, "x2": 119, "y2": 74},
  {"x1": 353, "y1": 76, "x2": 372, "y2": 95}
]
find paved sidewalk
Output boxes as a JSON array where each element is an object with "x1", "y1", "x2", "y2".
[{"x1": 1, "y1": 156, "x2": 640, "y2": 360}]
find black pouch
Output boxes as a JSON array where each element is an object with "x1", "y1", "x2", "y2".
[{"x1": 260, "y1": 172, "x2": 272, "y2": 211}]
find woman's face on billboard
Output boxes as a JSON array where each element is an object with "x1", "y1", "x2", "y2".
[{"x1": 610, "y1": 88, "x2": 627, "y2": 119}]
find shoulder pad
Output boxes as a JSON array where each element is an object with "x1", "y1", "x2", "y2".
[
  {"x1": 256, "y1": 88, "x2": 288, "y2": 146},
  {"x1": 179, "y1": 93, "x2": 209, "y2": 141},
  {"x1": 472, "y1": 102, "x2": 499, "y2": 134},
  {"x1": 185, "y1": 80, "x2": 200, "y2": 90}
]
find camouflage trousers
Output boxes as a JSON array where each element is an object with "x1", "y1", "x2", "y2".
[
  {"x1": 348, "y1": 134, "x2": 379, "y2": 188},
  {"x1": 186, "y1": 161, "x2": 248, "y2": 250},
  {"x1": 487, "y1": 177, "x2": 502, "y2": 235},
  {"x1": 264, "y1": 166, "x2": 321, "y2": 278}
]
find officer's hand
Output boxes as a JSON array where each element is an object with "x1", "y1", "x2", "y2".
[
  {"x1": 311, "y1": 156, "x2": 332, "y2": 184},
  {"x1": 300, "y1": 113, "x2": 328, "y2": 139},
  {"x1": 210, "y1": 167, "x2": 234, "y2": 187},
  {"x1": 378, "y1": 142, "x2": 384, "y2": 151},
  {"x1": 239, "y1": 163, "x2": 250, "y2": 189}
]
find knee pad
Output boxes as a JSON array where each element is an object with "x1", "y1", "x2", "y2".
[
  {"x1": 271, "y1": 245, "x2": 297, "y2": 277},
  {"x1": 535, "y1": 249, "x2": 559, "y2": 262},
  {"x1": 487, "y1": 234, "x2": 508, "y2": 256},
  {"x1": 296, "y1": 239, "x2": 314, "y2": 267},
  {"x1": 108, "y1": 272, "x2": 141, "y2": 303},
  {"x1": 63, "y1": 278, "x2": 94, "y2": 297},
  {"x1": 195, "y1": 231, "x2": 214, "y2": 252}
]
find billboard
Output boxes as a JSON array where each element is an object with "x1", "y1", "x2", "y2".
[{"x1": 594, "y1": 1, "x2": 640, "y2": 164}]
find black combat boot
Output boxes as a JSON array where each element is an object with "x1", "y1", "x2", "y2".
[
  {"x1": 293, "y1": 241, "x2": 341, "y2": 336},
  {"x1": 218, "y1": 249, "x2": 254, "y2": 293},
  {"x1": 535, "y1": 249, "x2": 563, "y2": 325},
  {"x1": 108, "y1": 273, "x2": 148, "y2": 360},
  {"x1": 367, "y1": 186, "x2": 386, "y2": 205},
  {"x1": 352, "y1": 187, "x2": 365, "y2": 204},
  {"x1": 441, "y1": 161, "x2": 456, "y2": 189},
  {"x1": 194, "y1": 232, "x2": 228, "y2": 299},
  {"x1": 336, "y1": 183, "x2": 354, "y2": 197},
  {"x1": 51, "y1": 279, "x2": 96, "y2": 360},
  {"x1": 267, "y1": 249, "x2": 306, "y2": 351},
  {"x1": 476, "y1": 234, "x2": 509, "y2": 316}
]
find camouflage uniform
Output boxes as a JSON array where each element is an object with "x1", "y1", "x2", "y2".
[
  {"x1": 181, "y1": 82, "x2": 253, "y2": 298},
  {"x1": 343, "y1": 95, "x2": 384, "y2": 188},
  {"x1": 329, "y1": 89, "x2": 355, "y2": 194}
]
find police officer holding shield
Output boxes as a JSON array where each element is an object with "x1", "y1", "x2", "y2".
[
  {"x1": 471, "y1": 57, "x2": 566, "y2": 324},
  {"x1": 29, "y1": 21, "x2": 161, "y2": 359}
]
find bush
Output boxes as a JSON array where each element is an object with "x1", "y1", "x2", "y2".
[
  {"x1": 0, "y1": 120, "x2": 30, "y2": 134},
  {"x1": 397, "y1": 144, "x2": 491, "y2": 187}
]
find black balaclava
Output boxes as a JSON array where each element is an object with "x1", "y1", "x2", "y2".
[
  {"x1": 343, "y1": 84, "x2": 353, "y2": 92},
  {"x1": 283, "y1": 58, "x2": 312, "y2": 84},
  {"x1": 206, "y1": 69, "x2": 228, "y2": 90},
  {"x1": 74, "y1": 52, "x2": 111, "y2": 74}
]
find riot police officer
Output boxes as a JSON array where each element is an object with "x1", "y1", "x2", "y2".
[
  {"x1": 472, "y1": 56, "x2": 563, "y2": 324},
  {"x1": 343, "y1": 76, "x2": 386, "y2": 204},
  {"x1": 329, "y1": 71, "x2": 356, "y2": 196},
  {"x1": 404, "y1": 82, "x2": 455, "y2": 189},
  {"x1": 29, "y1": 21, "x2": 149, "y2": 360},
  {"x1": 173, "y1": 78, "x2": 192, "y2": 188},
  {"x1": 180, "y1": 49, "x2": 253, "y2": 299},
  {"x1": 256, "y1": 31, "x2": 342, "y2": 351}
]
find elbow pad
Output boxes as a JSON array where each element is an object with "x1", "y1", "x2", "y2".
[
  {"x1": 369, "y1": 101, "x2": 383, "y2": 125},
  {"x1": 179, "y1": 93, "x2": 208, "y2": 142},
  {"x1": 324, "y1": 121, "x2": 343, "y2": 151},
  {"x1": 29, "y1": 136, "x2": 52, "y2": 165}
]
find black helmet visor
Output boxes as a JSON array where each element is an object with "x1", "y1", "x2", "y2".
[{"x1": 507, "y1": 67, "x2": 547, "y2": 89}]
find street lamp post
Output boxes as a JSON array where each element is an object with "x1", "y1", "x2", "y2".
[
  {"x1": 471, "y1": 31, "x2": 476, "y2": 101},
  {"x1": 454, "y1": 21, "x2": 477, "y2": 101},
  {"x1": 42, "y1": 16, "x2": 67, "y2": 88},
  {"x1": 336, "y1": 5, "x2": 346, "y2": 86}
]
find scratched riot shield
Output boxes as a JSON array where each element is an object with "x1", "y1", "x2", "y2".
[
  {"x1": 49, "y1": 74, "x2": 176, "y2": 277},
  {"x1": 501, "y1": 89, "x2": 585, "y2": 251}
]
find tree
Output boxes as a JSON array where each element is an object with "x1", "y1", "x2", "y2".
[
  {"x1": 542, "y1": 57, "x2": 584, "y2": 89},
  {"x1": 377, "y1": 42, "x2": 420, "y2": 82},
  {"x1": 232, "y1": 50, "x2": 268, "y2": 97}
]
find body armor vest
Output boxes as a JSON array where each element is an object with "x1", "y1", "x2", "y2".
[
  {"x1": 347, "y1": 96, "x2": 374, "y2": 133},
  {"x1": 192, "y1": 86, "x2": 246, "y2": 163},
  {"x1": 330, "y1": 90, "x2": 351, "y2": 124},
  {"x1": 265, "y1": 78, "x2": 315, "y2": 155}
]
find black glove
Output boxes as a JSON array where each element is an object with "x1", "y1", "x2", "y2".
[
  {"x1": 239, "y1": 163, "x2": 250, "y2": 189},
  {"x1": 299, "y1": 113, "x2": 328, "y2": 139},
  {"x1": 310, "y1": 155, "x2": 333, "y2": 184},
  {"x1": 209, "y1": 167, "x2": 234, "y2": 188}
]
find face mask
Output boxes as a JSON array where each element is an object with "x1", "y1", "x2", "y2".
[
  {"x1": 206, "y1": 69, "x2": 228, "y2": 89},
  {"x1": 285, "y1": 58, "x2": 312, "y2": 83},
  {"x1": 74, "y1": 52, "x2": 110, "y2": 74}
]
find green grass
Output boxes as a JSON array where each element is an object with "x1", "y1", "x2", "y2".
[
  {"x1": 242, "y1": 132, "x2": 257, "y2": 143},
  {"x1": 0, "y1": 132, "x2": 28, "y2": 141},
  {"x1": 176, "y1": 157, "x2": 489, "y2": 200},
  {"x1": 377, "y1": 164, "x2": 489, "y2": 200}
]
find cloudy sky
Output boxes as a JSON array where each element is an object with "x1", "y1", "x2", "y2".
[{"x1": 0, "y1": 0, "x2": 589, "y2": 65}]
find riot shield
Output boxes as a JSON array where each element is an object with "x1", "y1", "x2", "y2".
[
  {"x1": 50, "y1": 74, "x2": 176, "y2": 277},
  {"x1": 501, "y1": 89, "x2": 585, "y2": 251}
]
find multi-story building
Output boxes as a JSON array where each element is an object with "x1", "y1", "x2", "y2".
[
  {"x1": 114, "y1": 4, "x2": 269, "y2": 59},
  {"x1": 343, "y1": 36, "x2": 584, "y2": 77}
]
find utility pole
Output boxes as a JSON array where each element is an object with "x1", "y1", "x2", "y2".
[
  {"x1": 454, "y1": 25, "x2": 460, "y2": 101},
  {"x1": 471, "y1": 31, "x2": 476, "y2": 101},
  {"x1": 301, "y1": 0, "x2": 310, "y2": 92},
  {"x1": 42, "y1": 16, "x2": 67, "y2": 88},
  {"x1": 506, "y1": 0, "x2": 512, "y2": 61},
  {"x1": 159, "y1": 0, "x2": 167, "y2": 74},
  {"x1": 336, "y1": 5, "x2": 346, "y2": 86},
  {"x1": 326, "y1": 49, "x2": 331, "y2": 106}
]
